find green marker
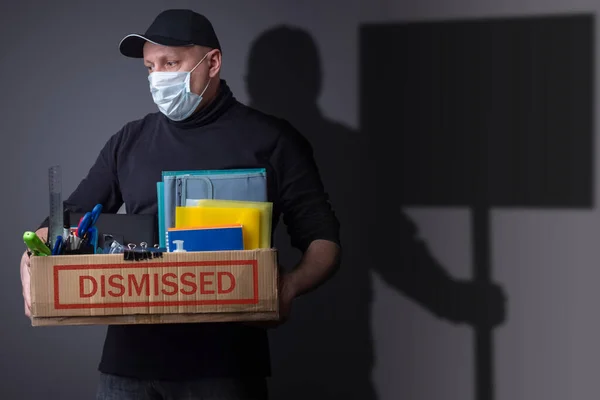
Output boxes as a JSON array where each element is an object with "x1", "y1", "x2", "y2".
[{"x1": 23, "y1": 231, "x2": 51, "y2": 256}]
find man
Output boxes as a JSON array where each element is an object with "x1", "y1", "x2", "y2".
[{"x1": 19, "y1": 9, "x2": 341, "y2": 400}]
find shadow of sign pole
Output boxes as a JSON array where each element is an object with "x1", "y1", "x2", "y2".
[
  {"x1": 473, "y1": 140, "x2": 493, "y2": 400},
  {"x1": 360, "y1": 14, "x2": 593, "y2": 400}
]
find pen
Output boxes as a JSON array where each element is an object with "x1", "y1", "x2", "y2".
[
  {"x1": 52, "y1": 235, "x2": 63, "y2": 255},
  {"x1": 23, "y1": 231, "x2": 51, "y2": 257}
]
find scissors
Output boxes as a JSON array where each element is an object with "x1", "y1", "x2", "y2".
[{"x1": 77, "y1": 204, "x2": 103, "y2": 239}]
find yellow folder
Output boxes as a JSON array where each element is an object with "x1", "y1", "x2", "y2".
[
  {"x1": 175, "y1": 205, "x2": 263, "y2": 249},
  {"x1": 191, "y1": 199, "x2": 273, "y2": 248}
]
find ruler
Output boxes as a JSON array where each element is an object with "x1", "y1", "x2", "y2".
[{"x1": 48, "y1": 165, "x2": 63, "y2": 248}]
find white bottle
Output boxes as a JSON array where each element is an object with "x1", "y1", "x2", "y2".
[{"x1": 172, "y1": 240, "x2": 187, "y2": 252}]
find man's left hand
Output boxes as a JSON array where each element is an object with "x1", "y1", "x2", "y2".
[
  {"x1": 277, "y1": 270, "x2": 298, "y2": 324},
  {"x1": 243, "y1": 269, "x2": 297, "y2": 329}
]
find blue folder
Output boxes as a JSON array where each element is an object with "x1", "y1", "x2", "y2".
[{"x1": 166, "y1": 226, "x2": 244, "y2": 252}]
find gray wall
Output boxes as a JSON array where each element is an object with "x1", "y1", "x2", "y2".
[{"x1": 0, "y1": 0, "x2": 595, "y2": 399}]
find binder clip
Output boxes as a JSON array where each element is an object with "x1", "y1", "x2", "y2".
[{"x1": 123, "y1": 242, "x2": 165, "y2": 261}]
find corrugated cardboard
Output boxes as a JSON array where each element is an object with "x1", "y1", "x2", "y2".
[{"x1": 29, "y1": 248, "x2": 279, "y2": 326}]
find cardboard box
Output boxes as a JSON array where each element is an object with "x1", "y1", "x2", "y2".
[{"x1": 29, "y1": 248, "x2": 279, "y2": 326}]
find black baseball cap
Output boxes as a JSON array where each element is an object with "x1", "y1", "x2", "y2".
[{"x1": 119, "y1": 9, "x2": 221, "y2": 58}]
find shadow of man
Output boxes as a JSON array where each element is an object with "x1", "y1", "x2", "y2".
[{"x1": 245, "y1": 25, "x2": 506, "y2": 399}]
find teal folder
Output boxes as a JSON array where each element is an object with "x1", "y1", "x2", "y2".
[{"x1": 157, "y1": 181, "x2": 166, "y2": 248}]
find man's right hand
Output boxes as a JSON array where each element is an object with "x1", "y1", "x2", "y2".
[
  {"x1": 21, "y1": 227, "x2": 47, "y2": 318},
  {"x1": 21, "y1": 250, "x2": 31, "y2": 317}
]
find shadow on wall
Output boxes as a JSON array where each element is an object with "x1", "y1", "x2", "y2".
[
  {"x1": 359, "y1": 14, "x2": 593, "y2": 400},
  {"x1": 244, "y1": 25, "x2": 511, "y2": 399}
]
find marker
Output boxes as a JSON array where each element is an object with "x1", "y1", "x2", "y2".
[
  {"x1": 63, "y1": 209, "x2": 71, "y2": 239},
  {"x1": 69, "y1": 232, "x2": 79, "y2": 250},
  {"x1": 23, "y1": 231, "x2": 51, "y2": 256}
]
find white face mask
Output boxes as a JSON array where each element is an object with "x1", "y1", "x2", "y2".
[{"x1": 148, "y1": 52, "x2": 211, "y2": 121}]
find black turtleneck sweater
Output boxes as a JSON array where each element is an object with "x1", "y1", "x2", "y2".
[{"x1": 48, "y1": 80, "x2": 340, "y2": 380}]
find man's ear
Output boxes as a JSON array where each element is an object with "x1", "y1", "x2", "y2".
[{"x1": 207, "y1": 49, "x2": 222, "y2": 78}]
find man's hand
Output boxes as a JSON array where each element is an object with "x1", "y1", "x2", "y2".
[
  {"x1": 21, "y1": 227, "x2": 47, "y2": 318},
  {"x1": 244, "y1": 269, "x2": 298, "y2": 330},
  {"x1": 276, "y1": 270, "x2": 298, "y2": 324},
  {"x1": 21, "y1": 250, "x2": 32, "y2": 317},
  {"x1": 243, "y1": 239, "x2": 340, "y2": 329}
]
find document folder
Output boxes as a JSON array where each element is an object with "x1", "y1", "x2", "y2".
[{"x1": 158, "y1": 168, "x2": 268, "y2": 248}]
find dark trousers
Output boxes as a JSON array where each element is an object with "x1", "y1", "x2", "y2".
[{"x1": 96, "y1": 373, "x2": 269, "y2": 400}]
